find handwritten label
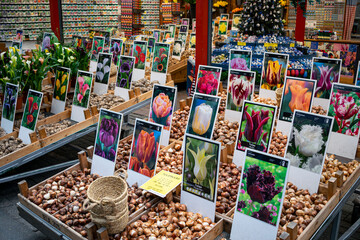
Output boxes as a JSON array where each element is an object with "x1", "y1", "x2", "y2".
[{"x1": 140, "y1": 170, "x2": 182, "y2": 198}]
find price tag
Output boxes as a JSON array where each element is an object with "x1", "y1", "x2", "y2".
[
  {"x1": 264, "y1": 43, "x2": 278, "y2": 48},
  {"x1": 237, "y1": 42, "x2": 246, "y2": 46},
  {"x1": 290, "y1": 43, "x2": 295, "y2": 47},
  {"x1": 140, "y1": 170, "x2": 182, "y2": 198}
]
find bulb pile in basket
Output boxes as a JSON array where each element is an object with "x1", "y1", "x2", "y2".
[
  {"x1": 131, "y1": 78, "x2": 160, "y2": 94},
  {"x1": 212, "y1": 115, "x2": 239, "y2": 146},
  {"x1": 321, "y1": 155, "x2": 359, "y2": 184},
  {"x1": 216, "y1": 163, "x2": 242, "y2": 214},
  {"x1": 90, "y1": 93, "x2": 125, "y2": 110},
  {"x1": 37, "y1": 120, "x2": 73, "y2": 136},
  {"x1": 277, "y1": 182, "x2": 328, "y2": 237},
  {"x1": 111, "y1": 201, "x2": 215, "y2": 240},
  {"x1": 156, "y1": 143, "x2": 183, "y2": 175},
  {"x1": 0, "y1": 136, "x2": 26, "y2": 157}
]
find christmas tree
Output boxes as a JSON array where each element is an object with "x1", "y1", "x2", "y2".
[{"x1": 238, "y1": 0, "x2": 284, "y2": 36}]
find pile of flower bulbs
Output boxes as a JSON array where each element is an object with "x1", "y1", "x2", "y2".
[
  {"x1": 212, "y1": 115, "x2": 239, "y2": 146},
  {"x1": 321, "y1": 155, "x2": 359, "y2": 184},
  {"x1": 0, "y1": 136, "x2": 26, "y2": 157},
  {"x1": 37, "y1": 119, "x2": 72, "y2": 136},
  {"x1": 0, "y1": 127, "x2": 7, "y2": 137},
  {"x1": 216, "y1": 163, "x2": 242, "y2": 214},
  {"x1": 156, "y1": 143, "x2": 183, "y2": 175},
  {"x1": 218, "y1": 90, "x2": 227, "y2": 114},
  {"x1": 131, "y1": 78, "x2": 160, "y2": 94},
  {"x1": 277, "y1": 182, "x2": 328, "y2": 237},
  {"x1": 269, "y1": 131, "x2": 288, "y2": 157},
  {"x1": 115, "y1": 138, "x2": 132, "y2": 171},
  {"x1": 311, "y1": 105, "x2": 327, "y2": 115},
  {"x1": 111, "y1": 201, "x2": 215, "y2": 240},
  {"x1": 170, "y1": 105, "x2": 190, "y2": 140},
  {"x1": 90, "y1": 93, "x2": 125, "y2": 110},
  {"x1": 253, "y1": 94, "x2": 277, "y2": 106}
]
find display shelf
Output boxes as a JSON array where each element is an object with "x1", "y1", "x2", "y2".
[
  {"x1": 61, "y1": 0, "x2": 119, "y2": 39},
  {"x1": 0, "y1": 1, "x2": 50, "y2": 41}
]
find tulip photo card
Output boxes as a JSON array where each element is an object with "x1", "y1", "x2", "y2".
[
  {"x1": 233, "y1": 101, "x2": 277, "y2": 167},
  {"x1": 109, "y1": 38, "x2": 123, "y2": 66},
  {"x1": 91, "y1": 108, "x2": 123, "y2": 176},
  {"x1": 51, "y1": 67, "x2": 71, "y2": 114},
  {"x1": 90, "y1": 36, "x2": 105, "y2": 71},
  {"x1": 149, "y1": 84, "x2": 177, "y2": 146},
  {"x1": 178, "y1": 32, "x2": 188, "y2": 45},
  {"x1": 220, "y1": 14, "x2": 230, "y2": 20},
  {"x1": 93, "y1": 52, "x2": 112, "y2": 95},
  {"x1": 164, "y1": 31, "x2": 172, "y2": 41},
  {"x1": 150, "y1": 43, "x2": 170, "y2": 85},
  {"x1": 189, "y1": 33, "x2": 196, "y2": 50},
  {"x1": 277, "y1": 77, "x2": 316, "y2": 134},
  {"x1": 225, "y1": 70, "x2": 255, "y2": 122},
  {"x1": 231, "y1": 149, "x2": 289, "y2": 240},
  {"x1": 218, "y1": 20, "x2": 228, "y2": 36},
  {"x1": 186, "y1": 93, "x2": 221, "y2": 139},
  {"x1": 195, "y1": 65, "x2": 222, "y2": 96},
  {"x1": 181, "y1": 134, "x2": 221, "y2": 221},
  {"x1": 19, "y1": 90, "x2": 43, "y2": 144},
  {"x1": 128, "y1": 119, "x2": 163, "y2": 186},
  {"x1": 41, "y1": 32, "x2": 52, "y2": 53},
  {"x1": 71, "y1": 71, "x2": 94, "y2": 122},
  {"x1": 327, "y1": 83, "x2": 360, "y2": 159},
  {"x1": 311, "y1": 57, "x2": 342, "y2": 110},
  {"x1": 15, "y1": 29, "x2": 23, "y2": 50},
  {"x1": 229, "y1": 49, "x2": 252, "y2": 71},
  {"x1": 260, "y1": 52, "x2": 289, "y2": 100},
  {"x1": 114, "y1": 55, "x2": 135, "y2": 101},
  {"x1": 172, "y1": 40, "x2": 183, "y2": 60},
  {"x1": 285, "y1": 110, "x2": 333, "y2": 194},
  {"x1": 181, "y1": 18, "x2": 190, "y2": 26},
  {"x1": 1, "y1": 83, "x2": 19, "y2": 134},
  {"x1": 153, "y1": 30, "x2": 160, "y2": 43},
  {"x1": 232, "y1": 14, "x2": 241, "y2": 31},
  {"x1": 132, "y1": 40, "x2": 148, "y2": 82}
]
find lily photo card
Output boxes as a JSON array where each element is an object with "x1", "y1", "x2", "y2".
[
  {"x1": 132, "y1": 40, "x2": 148, "y2": 82},
  {"x1": 277, "y1": 77, "x2": 316, "y2": 134},
  {"x1": 71, "y1": 71, "x2": 94, "y2": 122},
  {"x1": 229, "y1": 49, "x2": 252, "y2": 71},
  {"x1": 181, "y1": 133, "x2": 221, "y2": 221},
  {"x1": 225, "y1": 69, "x2": 255, "y2": 122},
  {"x1": 195, "y1": 65, "x2": 222, "y2": 96},
  {"x1": 311, "y1": 57, "x2": 342, "y2": 110},
  {"x1": 91, "y1": 108, "x2": 123, "y2": 176},
  {"x1": 150, "y1": 43, "x2": 170, "y2": 85},
  {"x1": 127, "y1": 119, "x2": 163, "y2": 186},
  {"x1": 327, "y1": 83, "x2": 360, "y2": 159},
  {"x1": 114, "y1": 55, "x2": 135, "y2": 100},
  {"x1": 233, "y1": 101, "x2": 277, "y2": 167},
  {"x1": 51, "y1": 67, "x2": 71, "y2": 114},
  {"x1": 285, "y1": 110, "x2": 333, "y2": 194},
  {"x1": 186, "y1": 93, "x2": 221, "y2": 140},
  {"x1": 231, "y1": 149, "x2": 289, "y2": 240},
  {"x1": 259, "y1": 52, "x2": 289, "y2": 100},
  {"x1": 1, "y1": 83, "x2": 19, "y2": 134},
  {"x1": 149, "y1": 84, "x2": 177, "y2": 146},
  {"x1": 90, "y1": 36, "x2": 105, "y2": 71},
  {"x1": 19, "y1": 90, "x2": 43, "y2": 144},
  {"x1": 94, "y1": 52, "x2": 112, "y2": 95}
]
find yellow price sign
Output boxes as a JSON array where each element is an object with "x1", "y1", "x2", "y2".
[
  {"x1": 264, "y1": 43, "x2": 278, "y2": 48},
  {"x1": 237, "y1": 42, "x2": 246, "y2": 46},
  {"x1": 140, "y1": 170, "x2": 182, "y2": 198},
  {"x1": 290, "y1": 43, "x2": 295, "y2": 47}
]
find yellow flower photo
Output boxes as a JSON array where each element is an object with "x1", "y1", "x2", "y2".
[
  {"x1": 53, "y1": 67, "x2": 70, "y2": 102},
  {"x1": 218, "y1": 20, "x2": 228, "y2": 35}
]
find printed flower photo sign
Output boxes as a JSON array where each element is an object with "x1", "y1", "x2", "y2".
[
  {"x1": 168, "y1": 24, "x2": 176, "y2": 38},
  {"x1": 229, "y1": 49, "x2": 252, "y2": 71},
  {"x1": 132, "y1": 41, "x2": 147, "y2": 70},
  {"x1": 129, "y1": 119, "x2": 162, "y2": 178},
  {"x1": 151, "y1": 43, "x2": 170, "y2": 74},
  {"x1": 261, "y1": 52, "x2": 289, "y2": 91},
  {"x1": 42, "y1": 32, "x2": 52, "y2": 52},
  {"x1": 183, "y1": 134, "x2": 220, "y2": 202},
  {"x1": 2, "y1": 83, "x2": 18, "y2": 122},
  {"x1": 279, "y1": 77, "x2": 315, "y2": 122},
  {"x1": 218, "y1": 20, "x2": 228, "y2": 36},
  {"x1": 311, "y1": 57, "x2": 342, "y2": 99},
  {"x1": 232, "y1": 14, "x2": 241, "y2": 31},
  {"x1": 53, "y1": 67, "x2": 71, "y2": 102},
  {"x1": 195, "y1": 65, "x2": 222, "y2": 96},
  {"x1": 91, "y1": 36, "x2": 105, "y2": 61},
  {"x1": 226, "y1": 70, "x2": 255, "y2": 112},
  {"x1": 186, "y1": 93, "x2": 221, "y2": 139},
  {"x1": 21, "y1": 90, "x2": 42, "y2": 131},
  {"x1": 73, "y1": 71, "x2": 93, "y2": 108},
  {"x1": 172, "y1": 40, "x2": 183, "y2": 59},
  {"x1": 116, "y1": 55, "x2": 135, "y2": 90},
  {"x1": 109, "y1": 38, "x2": 123, "y2": 66},
  {"x1": 95, "y1": 53, "x2": 112, "y2": 85},
  {"x1": 236, "y1": 101, "x2": 276, "y2": 153}
]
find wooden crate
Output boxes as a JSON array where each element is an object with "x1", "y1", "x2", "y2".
[{"x1": 168, "y1": 58, "x2": 187, "y2": 84}]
